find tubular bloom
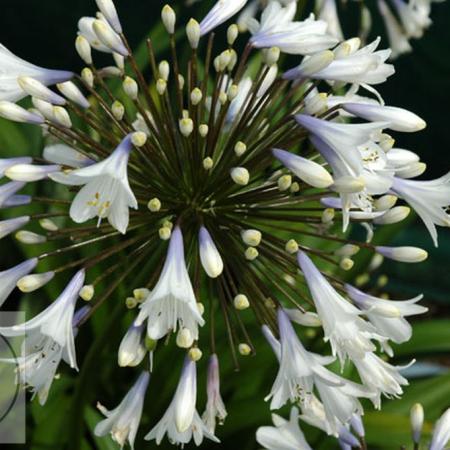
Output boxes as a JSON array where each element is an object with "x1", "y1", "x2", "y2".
[{"x1": 0, "y1": 0, "x2": 441, "y2": 448}]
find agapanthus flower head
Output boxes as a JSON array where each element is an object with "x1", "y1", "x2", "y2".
[{"x1": 0, "y1": 0, "x2": 441, "y2": 448}]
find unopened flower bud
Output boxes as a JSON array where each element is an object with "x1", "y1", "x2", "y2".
[
  {"x1": 161, "y1": 5, "x2": 176, "y2": 34},
  {"x1": 333, "y1": 176, "x2": 365, "y2": 193},
  {"x1": 18, "y1": 76, "x2": 66, "y2": 106},
  {"x1": 340, "y1": 258, "x2": 354, "y2": 271},
  {"x1": 375, "y1": 246, "x2": 428, "y2": 263},
  {"x1": 57, "y1": 81, "x2": 90, "y2": 109},
  {"x1": 0, "y1": 101, "x2": 44, "y2": 125},
  {"x1": 335, "y1": 244, "x2": 360, "y2": 258},
  {"x1": 179, "y1": 118, "x2": 194, "y2": 137},
  {"x1": 290, "y1": 182, "x2": 300, "y2": 193},
  {"x1": 159, "y1": 60, "x2": 170, "y2": 81},
  {"x1": 133, "y1": 288, "x2": 150, "y2": 302},
  {"x1": 285, "y1": 239, "x2": 299, "y2": 254},
  {"x1": 112, "y1": 100, "x2": 125, "y2": 120},
  {"x1": 241, "y1": 229, "x2": 262, "y2": 247},
  {"x1": 410, "y1": 403, "x2": 424, "y2": 444},
  {"x1": 53, "y1": 106, "x2": 72, "y2": 128},
  {"x1": 148, "y1": 198, "x2": 161, "y2": 212},
  {"x1": 186, "y1": 19, "x2": 200, "y2": 49},
  {"x1": 298, "y1": 50, "x2": 334, "y2": 76},
  {"x1": 238, "y1": 343, "x2": 252, "y2": 356},
  {"x1": 176, "y1": 327, "x2": 194, "y2": 349},
  {"x1": 123, "y1": 76, "x2": 138, "y2": 100},
  {"x1": 131, "y1": 131, "x2": 147, "y2": 147},
  {"x1": 189, "y1": 347, "x2": 203, "y2": 361},
  {"x1": 265, "y1": 47, "x2": 280, "y2": 66},
  {"x1": 396, "y1": 162, "x2": 427, "y2": 179},
  {"x1": 278, "y1": 174, "x2": 292, "y2": 191},
  {"x1": 18, "y1": 272, "x2": 55, "y2": 293},
  {"x1": 234, "y1": 141, "x2": 247, "y2": 156},
  {"x1": 227, "y1": 84, "x2": 239, "y2": 101},
  {"x1": 156, "y1": 78, "x2": 167, "y2": 95},
  {"x1": 374, "y1": 206, "x2": 410, "y2": 225},
  {"x1": 125, "y1": 296, "x2": 137, "y2": 309},
  {"x1": 374, "y1": 195, "x2": 398, "y2": 211},
  {"x1": 322, "y1": 208, "x2": 335, "y2": 224},
  {"x1": 96, "y1": 0, "x2": 122, "y2": 34},
  {"x1": 199, "y1": 124, "x2": 209, "y2": 137},
  {"x1": 75, "y1": 35, "x2": 92, "y2": 64},
  {"x1": 159, "y1": 226, "x2": 172, "y2": 240},
  {"x1": 203, "y1": 157, "x2": 214, "y2": 170},
  {"x1": 190, "y1": 88, "x2": 203, "y2": 106},
  {"x1": 39, "y1": 218, "x2": 59, "y2": 232},
  {"x1": 234, "y1": 294, "x2": 250, "y2": 310},
  {"x1": 178, "y1": 74, "x2": 185, "y2": 90},
  {"x1": 230, "y1": 167, "x2": 249, "y2": 185},
  {"x1": 92, "y1": 19, "x2": 128, "y2": 56},
  {"x1": 245, "y1": 247, "x2": 259, "y2": 261},
  {"x1": 227, "y1": 24, "x2": 239, "y2": 45},
  {"x1": 16, "y1": 230, "x2": 46, "y2": 244},
  {"x1": 80, "y1": 285, "x2": 95, "y2": 301},
  {"x1": 81, "y1": 68, "x2": 94, "y2": 87},
  {"x1": 113, "y1": 52, "x2": 125, "y2": 70}
]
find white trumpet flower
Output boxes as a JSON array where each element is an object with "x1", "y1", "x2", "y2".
[
  {"x1": 391, "y1": 174, "x2": 450, "y2": 247},
  {"x1": 50, "y1": 134, "x2": 137, "y2": 233},
  {"x1": 249, "y1": 2, "x2": 338, "y2": 55},
  {"x1": 135, "y1": 227, "x2": 205, "y2": 340},
  {"x1": 0, "y1": 270, "x2": 85, "y2": 369},
  {"x1": 346, "y1": 284, "x2": 428, "y2": 349},
  {"x1": 145, "y1": 358, "x2": 219, "y2": 446},
  {"x1": 95, "y1": 372, "x2": 150, "y2": 449},
  {"x1": 298, "y1": 251, "x2": 384, "y2": 364},
  {"x1": 203, "y1": 354, "x2": 228, "y2": 433},
  {"x1": 256, "y1": 407, "x2": 313, "y2": 450}
]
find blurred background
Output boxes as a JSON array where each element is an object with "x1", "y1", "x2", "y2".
[{"x1": 0, "y1": 0, "x2": 449, "y2": 449}]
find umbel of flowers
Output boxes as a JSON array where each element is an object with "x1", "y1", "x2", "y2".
[{"x1": 0, "y1": 0, "x2": 448, "y2": 448}]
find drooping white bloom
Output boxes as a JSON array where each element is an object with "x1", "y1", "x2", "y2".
[
  {"x1": 430, "y1": 408, "x2": 450, "y2": 450},
  {"x1": 0, "y1": 305, "x2": 89, "y2": 405},
  {"x1": 352, "y1": 352, "x2": 410, "y2": 408},
  {"x1": 118, "y1": 323, "x2": 147, "y2": 367},
  {"x1": 0, "y1": 269, "x2": 85, "y2": 369},
  {"x1": 392, "y1": 0, "x2": 431, "y2": 39},
  {"x1": 145, "y1": 358, "x2": 219, "y2": 446},
  {"x1": 256, "y1": 407, "x2": 313, "y2": 450},
  {"x1": 135, "y1": 227, "x2": 205, "y2": 340},
  {"x1": 95, "y1": 372, "x2": 150, "y2": 449},
  {"x1": 284, "y1": 38, "x2": 394, "y2": 90},
  {"x1": 0, "y1": 258, "x2": 37, "y2": 308},
  {"x1": 346, "y1": 284, "x2": 428, "y2": 350},
  {"x1": 272, "y1": 148, "x2": 334, "y2": 189},
  {"x1": 318, "y1": 0, "x2": 343, "y2": 40},
  {"x1": 249, "y1": 2, "x2": 338, "y2": 55},
  {"x1": 391, "y1": 174, "x2": 450, "y2": 247},
  {"x1": 199, "y1": 226, "x2": 224, "y2": 278},
  {"x1": 0, "y1": 216, "x2": 30, "y2": 240},
  {"x1": 267, "y1": 308, "x2": 347, "y2": 410},
  {"x1": 200, "y1": 0, "x2": 248, "y2": 36},
  {"x1": 50, "y1": 134, "x2": 137, "y2": 234},
  {"x1": 0, "y1": 43, "x2": 72, "y2": 102},
  {"x1": 298, "y1": 251, "x2": 384, "y2": 364},
  {"x1": 378, "y1": 0, "x2": 412, "y2": 59},
  {"x1": 203, "y1": 354, "x2": 228, "y2": 433},
  {"x1": 342, "y1": 103, "x2": 426, "y2": 133}
]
